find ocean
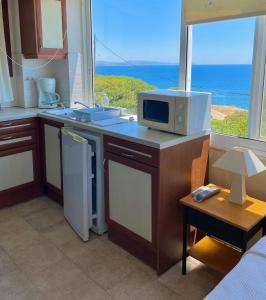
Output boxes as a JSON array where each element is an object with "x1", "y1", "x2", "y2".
[{"x1": 96, "y1": 64, "x2": 252, "y2": 110}]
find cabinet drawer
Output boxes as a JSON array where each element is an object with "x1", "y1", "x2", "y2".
[
  {"x1": 104, "y1": 135, "x2": 159, "y2": 167},
  {"x1": 0, "y1": 130, "x2": 37, "y2": 151},
  {"x1": 0, "y1": 118, "x2": 37, "y2": 135}
]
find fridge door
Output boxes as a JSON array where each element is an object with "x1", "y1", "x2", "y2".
[{"x1": 61, "y1": 128, "x2": 93, "y2": 241}]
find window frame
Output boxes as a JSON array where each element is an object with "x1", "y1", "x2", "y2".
[
  {"x1": 81, "y1": 0, "x2": 94, "y2": 106},
  {"x1": 249, "y1": 16, "x2": 266, "y2": 140}
]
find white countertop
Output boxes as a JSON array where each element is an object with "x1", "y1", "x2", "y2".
[
  {"x1": 0, "y1": 107, "x2": 209, "y2": 149},
  {"x1": 0, "y1": 107, "x2": 41, "y2": 121}
]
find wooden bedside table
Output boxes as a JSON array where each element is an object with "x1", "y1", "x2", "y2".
[{"x1": 180, "y1": 185, "x2": 266, "y2": 275}]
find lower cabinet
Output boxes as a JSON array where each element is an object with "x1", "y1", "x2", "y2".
[
  {"x1": 40, "y1": 118, "x2": 64, "y2": 205},
  {"x1": 0, "y1": 118, "x2": 42, "y2": 208},
  {"x1": 104, "y1": 134, "x2": 210, "y2": 275}
]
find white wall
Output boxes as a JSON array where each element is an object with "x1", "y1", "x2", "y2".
[
  {"x1": 6, "y1": 0, "x2": 88, "y2": 108},
  {"x1": 209, "y1": 147, "x2": 266, "y2": 201}
]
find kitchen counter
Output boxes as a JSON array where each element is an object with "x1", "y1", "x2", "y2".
[
  {"x1": 0, "y1": 107, "x2": 209, "y2": 149},
  {"x1": 0, "y1": 107, "x2": 41, "y2": 121}
]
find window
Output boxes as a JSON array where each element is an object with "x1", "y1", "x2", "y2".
[
  {"x1": 87, "y1": 2, "x2": 266, "y2": 147},
  {"x1": 191, "y1": 18, "x2": 255, "y2": 138},
  {"x1": 92, "y1": 0, "x2": 182, "y2": 114}
]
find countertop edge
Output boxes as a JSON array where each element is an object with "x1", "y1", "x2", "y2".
[{"x1": 0, "y1": 109, "x2": 210, "y2": 149}]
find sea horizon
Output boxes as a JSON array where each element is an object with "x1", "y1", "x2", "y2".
[{"x1": 96, "y1": 64, "x2": 252, "y2": 110}]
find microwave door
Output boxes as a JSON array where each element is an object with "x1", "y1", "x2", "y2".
[{"x1": 141, "y1": 99, "x2": 175, "y2": 132}]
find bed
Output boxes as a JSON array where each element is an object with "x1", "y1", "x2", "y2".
[{"x1": 205, "y1": 236, "x2": 266, "y2": 300}]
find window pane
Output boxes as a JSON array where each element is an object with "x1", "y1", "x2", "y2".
[
  {"x1": 92, "y1": 0, "x2": 181, "y2": 114},
  {"x1": 192, "y1": 18, "x2": 255, "y2": 137}
]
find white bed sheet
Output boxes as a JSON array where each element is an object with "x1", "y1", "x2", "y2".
[{"x1": 205, "y1": 236, "x2": 266, "y2": 300}]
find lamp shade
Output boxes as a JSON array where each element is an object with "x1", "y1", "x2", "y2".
[{"x1": 213, "y1": 147, "x2": 266, "y2": 177}]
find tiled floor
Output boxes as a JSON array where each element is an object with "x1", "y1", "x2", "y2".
[{"x1": 0, "y1": 197, "x2": 223, "y2": 300}]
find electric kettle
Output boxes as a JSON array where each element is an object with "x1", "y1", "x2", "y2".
[{"x1": 36, "y1": 78, "x2": 61, "y2": 109}]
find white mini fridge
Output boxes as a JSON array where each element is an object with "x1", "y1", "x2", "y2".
[{"x1": 61, "y1": 128, "x2": 107, "y2": 241}]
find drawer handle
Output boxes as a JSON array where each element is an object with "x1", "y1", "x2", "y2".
[
  {"x1": 122, "y1": 153, "x2": 134, "y2": 158},
  {"x1": 0, "y1": 122, "x2": 13, "y2": 127},
  {"x1": 108, "y1": 142, "x2": 152, "y2": 158},
  {"x1": 0, "y1": 136, "x2": 13, "y2": 141}
]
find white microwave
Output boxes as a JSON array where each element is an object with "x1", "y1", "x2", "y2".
[{"x1": 137, "y1": 90, "x2": 211, "y2": 135}]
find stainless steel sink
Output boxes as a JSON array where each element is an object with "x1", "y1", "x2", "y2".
[{"x1": 45, "y1": 107, "x2": 122, "y2": 123}]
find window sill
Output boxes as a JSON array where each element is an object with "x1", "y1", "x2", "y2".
[{"x1": 210, "y1": 132, "x2": 266, "y2": 159}]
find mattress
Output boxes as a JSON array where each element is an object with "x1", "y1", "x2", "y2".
[{"x1": 205, "y1": 236, "x2": 266, "y2": 300}]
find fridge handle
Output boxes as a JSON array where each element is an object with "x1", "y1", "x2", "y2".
[{"x1": 61, "y1": 128, "x2": 87, "y2": 144}]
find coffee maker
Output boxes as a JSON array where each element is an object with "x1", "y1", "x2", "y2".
[{"x1": 37, "y1": 78, "x2": 61, "y2": 109}]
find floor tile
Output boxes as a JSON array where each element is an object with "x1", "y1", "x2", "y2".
[
  {"x1": 0, "y1": 207, "x2": 16, "y2": 224},
  {"x1": 0, "y1": 216, "x2": 32, "y2": 237},
  {"x1": 0, "y1": 247, "x2": 17, "y2": 276},
  {"x1": 70, "y1": 280, "x2": 111, "y2": 300},
  {"x1": 130, "y1": 280, "x2": 181, "y2": 300},
  {"x1": 0, "y1": 270, "x2": 35, "y2": 300},
  {"x1": 0, "y1": 226, "x2": 42, "y2": 253},
  {"x1": 25, "y1": 206, "x2": 65, "y2": 231},
  {"x1": 60, "y1": 235, "x2": 112, "y2": 261},
  {"x1": 99, "y1": 233, "x2": 130, "y2": 257},
  {"x1": 158, "y1": 257, "x2": 222, "y2": 300},
  {"x1": 8, "y1": 241, "x2": 64, "y2": 275},
  {"x1": 41, "y1": 220, "x2": 79, "y2": 247},
  {"x1": 65, "y1": 236, "x2": 136, "y2": 290},
  {"x1": 108, "y1": 268, "x2": 155, "y2": 300},
  {"x1": 84, "y1": 253, "x2": 138, "y2": 290},
  {"x1": 126, "y1": 255, "x2": 157, "y2": 277},
  {"x1": 29, "y1": 258, "x2": 89, "y2": 297},
  {"x1": 11, "y1": 197, "x2": 50, "y2": 217}
]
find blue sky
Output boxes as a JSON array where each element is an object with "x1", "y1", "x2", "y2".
[{"x1": 92, "y1": 0, "x2": 255, "y2": 64}]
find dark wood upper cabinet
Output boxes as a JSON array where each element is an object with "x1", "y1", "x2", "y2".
[{"x1": 18, "y1": 0, "x2": 68, "y2": 59}]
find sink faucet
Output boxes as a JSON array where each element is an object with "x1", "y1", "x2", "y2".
[
  {"x1": 58, "y1": 101, "x2": 66, "y2": 109},
  {"x1": 74, "y1": 101, "x2": 91, "y2": 109}
]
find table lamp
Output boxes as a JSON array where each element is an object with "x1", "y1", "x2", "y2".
[{"x1": 213, "y1": 147, "x2": 266, "y2": 205}]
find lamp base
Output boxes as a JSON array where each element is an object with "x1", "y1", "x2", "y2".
[{"x1": 229, "y1": 174, "x2": 246, "y2": 205}]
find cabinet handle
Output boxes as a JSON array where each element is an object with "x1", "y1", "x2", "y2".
[
  {"x1": 0, "y1": 122, "x2": 12, "y2": 127},
  {"x1": 103, "y1": 159, "x2": 107, "y2": 171},
  {"x1": 122, "y1": 153, "x2": 134, "y2": 158},
  {"x1": 0, "y1": 136, "x2": 13, "y2": 141}
]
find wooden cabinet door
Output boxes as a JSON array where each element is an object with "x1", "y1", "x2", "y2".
[
  {"x1": 18, "y1": 0, "x2": 67, "y2": 59},
  {"x1": 105, "y1": 152, "x2": 158, "y2": 246},
  {"x1": 36, "y1": 0, "x2": 68, "y2": 58},
  {"x1": 44, "y1": 124, "x2": 62, "y2": 190},
  {"x1": 0, "y1": 147, "x2": 34, "y2": 191},
  {"x1": 40, "y1": 119, "x2": 64, "y2": 205},
  {"x1": 0, "y1": 145, "x2": 41, "y2": 208}
]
